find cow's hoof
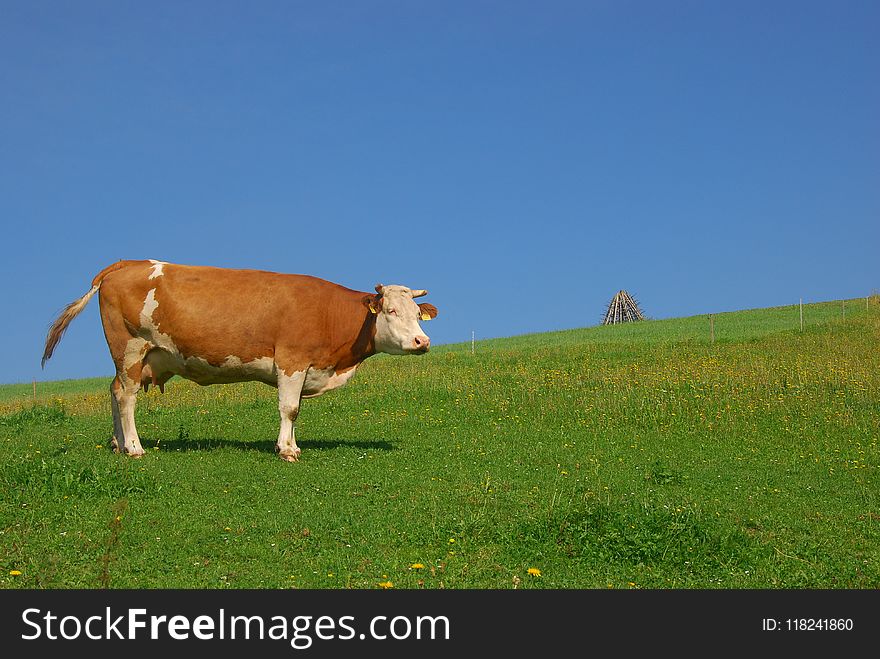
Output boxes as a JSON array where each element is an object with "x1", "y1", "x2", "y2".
[
  {"x1": 279, "y1": 451, "x2": 301, "y2": 463},
  {"x1": 110, "y1": 436, "x2": 120, "y2": 453},
  {"x1": 126, "y1": 448, "x2": 146, "y2": 458}
]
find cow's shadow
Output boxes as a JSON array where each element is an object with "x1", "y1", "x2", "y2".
[{"x1": 140, "y1": 437, "x2": 396, "y2": 454}]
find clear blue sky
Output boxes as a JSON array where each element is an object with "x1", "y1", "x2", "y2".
[{"x1": 2, "y1": 1, "x2": 877, "y2": 385}]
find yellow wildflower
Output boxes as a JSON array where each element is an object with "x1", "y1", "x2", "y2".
[
  {"x1": 527, "y1": 567, "x2": 542, "y2": 577},
  {"x1": 378, "y1": 581, "x2": 394, "y2": 589},
  {"x1": 9, "y1": 570, "x2": 22, "y2": 576},
  {"x1": 410, "y1": 563, "x2": 425, "y2": 570}
]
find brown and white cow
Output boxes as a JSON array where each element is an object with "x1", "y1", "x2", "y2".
[{"x1": 41, "y1": 260, "x2": 438, "y2": 461}]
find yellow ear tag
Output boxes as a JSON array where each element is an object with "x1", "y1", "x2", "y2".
[
  {"x1": 369, "y1": 304, "x2": 378, "y2": 314},
  {"x1": 420, "y1": 312, "x2": 432, "y2": 321}
]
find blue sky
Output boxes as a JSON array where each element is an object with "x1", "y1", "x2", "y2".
[{"x1": 2, "y1": 1, "x2": 877, "y2": 385}]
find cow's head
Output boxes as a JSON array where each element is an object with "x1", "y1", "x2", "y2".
[{"x1": 368, "y1": 284, "x2": 438, "y2": 355}]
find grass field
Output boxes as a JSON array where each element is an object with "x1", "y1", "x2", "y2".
[{"x1": 1, "y1": 298, "x2": 878, "y2": 589}]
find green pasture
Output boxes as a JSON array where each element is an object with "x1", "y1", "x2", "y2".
[{"x1": 1, "y1": 298, "x2": 878, "y2": 588}]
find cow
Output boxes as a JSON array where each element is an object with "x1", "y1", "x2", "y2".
[{"x1": 41, "y1": 260, "x2": 438, "y2": 462}]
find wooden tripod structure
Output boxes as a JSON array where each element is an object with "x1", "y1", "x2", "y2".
[{"x1": 602, "y1": 290, "x2": 645, "y2": 325}]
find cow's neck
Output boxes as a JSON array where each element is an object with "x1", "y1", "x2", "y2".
[{"x1": 326, "y1": 301, "x2": 378, "y2": 372}]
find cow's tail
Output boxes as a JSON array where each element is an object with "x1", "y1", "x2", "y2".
[{"x1": 41, "y1": 260, "x2": 132, "y2": 368}]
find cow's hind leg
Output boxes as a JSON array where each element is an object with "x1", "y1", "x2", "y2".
[
  {"x1": 110, "y1": 373, "x2": 145, "y2": 457},
  {"x1": 109, "y1": 379, "x2": 124, "y2": 452},
  {"x1": 276, "y1": 369, "x2": 306, "y2": 462},
  {"x1": 99, "y1": 290, "x2": 149, "y2": 457}
]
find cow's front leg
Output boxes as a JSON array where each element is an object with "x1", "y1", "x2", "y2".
[{"x1": 276, "y1": 369, "x2": 306, "y2": 462}]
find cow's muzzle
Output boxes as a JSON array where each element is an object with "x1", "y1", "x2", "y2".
[{"x1": 412, "y1": 335, "x2": 430, "y2": 353}]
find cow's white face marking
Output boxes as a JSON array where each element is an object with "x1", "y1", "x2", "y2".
[
  {"x1": 148, "y1": 260, "x2": 167, "y2": 279},
  {"x1": 373, "y1": 285, "x2": 431, "y2": 355}
]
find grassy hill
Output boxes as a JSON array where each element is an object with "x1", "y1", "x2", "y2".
[{"x1": 1, "y1": 297, "x2": 878, "y2": 588}]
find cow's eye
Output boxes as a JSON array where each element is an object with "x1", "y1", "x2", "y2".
[{"x1": 388, "y1": 308, "x2": 397, "y2": 315}]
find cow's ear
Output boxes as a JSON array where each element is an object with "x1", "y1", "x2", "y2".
[
  {"x1": 364, "y1": 294, "x2": 383, "y2": 314},
  {"x1": 418, "y1": 302, "x2": 438, "y2": 321},
  {"x1": 367, "y1": 285, "x2": 385, "y2": 313}
]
